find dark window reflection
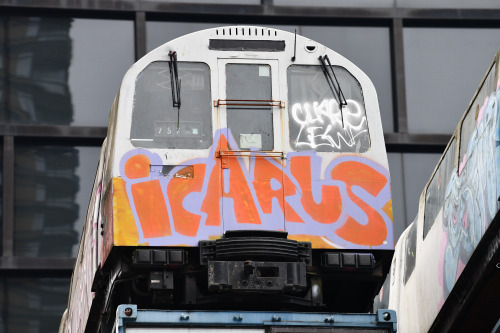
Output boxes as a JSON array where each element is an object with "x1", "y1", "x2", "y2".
[
  {"x1": 14, "y1": 145, "x2": 99, "y2": 257},
  {"x1": 0, "y1": 278, "x2": 69, "y2": 332},
  {"x1": 8, "y1": 16, "x2": 73, "y2": 124},
  {"x1": 0, "y1": 280, "x2": 3, "y2": 332},
  {"x1": 1, "y1": 16, "x2": 5, "y2": 122},
  {"x1": 146, "y1": 22, "x2": 224, "y2": 52},
  {"x1": 4, "y1": 16, "x2": 133, "y2": 126},
  {"x1": 0, "y1": 142, "x2": 3, "y2": 255}
]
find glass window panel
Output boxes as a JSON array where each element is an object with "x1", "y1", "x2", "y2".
[
  {"x1": 397, "y1": 0, "x2": 500, "y2": 9},
  {"x1": 403, "y1": 219, "x2": 417, "y2": 285},
  {"x1": 424, "y1": 139, "x2": 456, "y2": 238},
  {"x1": 68, "y1": 18, "x2": 134, "y2": 126},
  {"x1": 287, "y1": 65, "x2": 369, "y2": 152},
  {"x1": 7, "y1": 16, "x2": 134, "y2": 126},
  {"x1": 275, "y1": 0, "x2": 395, "y2": 7},
  {"x1": 264, "y1": 25, "x2": 300, "y2": 34},
  {"x1": 8, "y1": 16, "x2": 72, "y2": 124},
  {"x1": 460, "y1": 103, "x2": 478, "y2": 164},
  {"x1": 131, "y1": 62, "x2": 212, "y2": 149},
  {"x1": 0, "y1": 16, "x2": 4, "y2": 123},
  {"x1": 402, "y1": 153, "x2": 442, "y2": 223},
  {"x1": 404, "y1": 28, "x2": 500, "y2": 134},
  {"x1": 0, "y1": 280, "x2": 4, "y2": 332},
  {"x1": 388, "y1": 153, "x2": 442, "y2": 241},
  {"x1": 1, "y1": 278, "x2": 69, "y2": 333},
  {"x1": 14, "y1": 145, "x2": 100, "y2": 257},
  {"x1": 147, "y1": 22, "x2": 300, "y2": 53},
  {"x1": 300, "y1": 26, "x2": 394, "y2": 132},
  {"x1": 226, "y1": 64, "x2": 273, "y2": 151},
  {"x1": 387, "y1": 153, "x2": 407, "y2": 242},
  {"x1": 0, "y1": 143, "x2": 3, "y2": 255},
  {"x1": 146, "y1": 0, "x2": 259, "y2": 4},
  {"x1": 459, "y1": 64, "x2": 497, "y2": 165},
  {"x1": 147, "y1": 22, "x2": 225, "y2": 52}
]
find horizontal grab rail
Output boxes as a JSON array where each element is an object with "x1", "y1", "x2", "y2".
[
  {"x1": 214, "y1": 99, "x2": 285, "y2": 108},
  {"x1": 217, "y1": 150, "x2": 284, "y2": 158}
]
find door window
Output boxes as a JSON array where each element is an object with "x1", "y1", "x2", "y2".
[{"x1": 226, "y1": 64, "x2": 274, "y2": 151}]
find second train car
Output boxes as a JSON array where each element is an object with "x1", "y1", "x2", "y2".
[
  {"x1": 375, "y1": 49, "x2": 500, "y2": 333},
  {"x1": 61, "y1": 26, "x2": 394, "y2": 332}
]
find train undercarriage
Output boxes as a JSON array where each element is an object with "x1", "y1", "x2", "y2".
[{"x1": 88, "y1": 231, "x2": 392, "y2": 332}]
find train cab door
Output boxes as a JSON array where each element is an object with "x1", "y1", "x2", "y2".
[{"x1": 216, "y1": 59, "x2": 286, "y2": 233}]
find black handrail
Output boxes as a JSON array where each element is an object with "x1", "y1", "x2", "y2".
[
  {"x1": 319, "y1": 54, "x2": 347, "y2": 126},
  {"x1": 168, "y1": 51, "x2": 181, "y2": 130}
]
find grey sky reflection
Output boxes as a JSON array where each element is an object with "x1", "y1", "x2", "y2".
[{"x1": 69, "y1": 18, "x2": 134, "y2": 127}]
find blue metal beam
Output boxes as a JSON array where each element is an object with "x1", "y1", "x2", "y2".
[{"x1": 114, "y1": 304, "x2": 397, "y2": 333}]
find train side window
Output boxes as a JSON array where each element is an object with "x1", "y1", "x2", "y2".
[
  {"x1": 225, "y1": 63, "x2": 274, "y2": 151},
  {"x1": 130, "y1": 61, "x2": 212, "y2": 149},
  {"x1": 423, "y1": 138, "x2": 456, "y2": 239},
  {"x1": 458, "y1": 64, "x2": 496, "y2": 170},
  {"x1": 403, "y1": 220, "x2": 417, "y2": 285},
  {"x1": 287, "y1": 65, "x2": 370, "y2": 153}
]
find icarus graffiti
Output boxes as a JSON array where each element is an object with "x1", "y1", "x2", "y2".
[{"x1": 114, "y1": 129, "x2": 393, "y2": 249}]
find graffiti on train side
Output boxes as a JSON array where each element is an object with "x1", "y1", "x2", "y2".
[
  {"x1": 65, "y1": 182, "x2": 100, "y2": 332},
  {"x1": 290, "y1": 98, "x2": 370, "y2": 152},
  {"x1": 439, "y1": 85, "x2": 499, "y2": 306},
  {"x1": 114, "y1": 129, "x2": 393, "y2": 249}
]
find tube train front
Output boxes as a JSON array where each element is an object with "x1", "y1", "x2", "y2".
[{"x1": 62, "y1": 26, "x2": 394, "y2": 332}]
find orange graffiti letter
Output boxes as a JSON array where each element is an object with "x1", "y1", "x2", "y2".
[
  {"x1": 168, "y1": 164, "x2": 205, "y2": 237},
  {"x1": 331, "y1": 161, "x2": 388, "y2": 246},
  {"x1": 290, "y1": 155, "x2": 342, "y2": 223}
]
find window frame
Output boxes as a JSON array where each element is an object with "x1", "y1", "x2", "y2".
[
  {"x1": 130, "y1": 60, "x2": 214, "y2": 150},
  {"x1": 286, "y1": 64, "x2": 370, "y2": 153}
]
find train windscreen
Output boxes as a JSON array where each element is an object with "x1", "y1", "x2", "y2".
[
  {"x1": 131, "y1": 61, "x2": 212, "y2": 149},
  {"x1": 287, "y1": 65, "x2": 370, "y2": 153}
]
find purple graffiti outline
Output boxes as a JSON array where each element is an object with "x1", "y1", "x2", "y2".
[{"x1": 221, "y1": 129, "x2": 285, "y2": 232}]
